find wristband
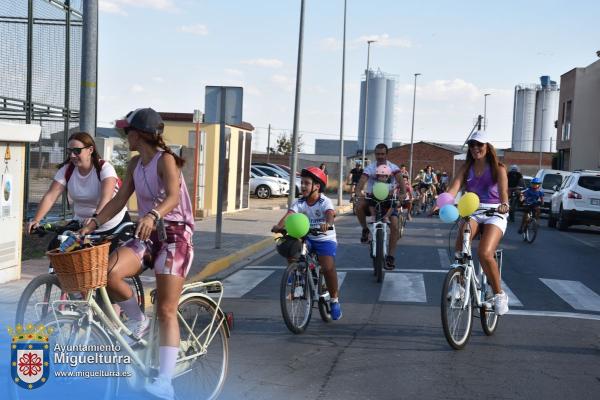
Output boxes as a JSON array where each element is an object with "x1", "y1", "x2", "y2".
[
  {"x1": 149, "y1": 209, "x2": 161, "y2": 220},
  {"x1": 90, "y1": 217, "x2": 100, "y2": 229}
]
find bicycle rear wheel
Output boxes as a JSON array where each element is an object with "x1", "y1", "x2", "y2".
[
  {"x1": 441, "y1": 268, "x2": 473, "y2": 350},
  {"x1": 174, "y1": 296, "x2": 229, "y2": 400},
  {"x1": 15, "y1": 273, "x2": 68, "y2": 326},
  {"x1": 280, "y1": 263, "x2": 313, "y2": 334},
  {"x1": 375, "y1": 229, "x2": 384, "y2": 283},
  {"x1": 524, "y1": 219, "x2": 538, "y2": 243}
]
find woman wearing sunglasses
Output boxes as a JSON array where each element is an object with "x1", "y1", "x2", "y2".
[
  {"x1": 445, "y1": 130, "x2": 510, "y2": 315},
  {"x1": 27, "y1": 131, "x2": 129, "y2": 239}
]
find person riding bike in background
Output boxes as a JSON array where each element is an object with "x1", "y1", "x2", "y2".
[
  {"x1": 81, "y1": 108, "x2": 194, "y2": 400},
  {"x1": 27, "y1": 131, "x2": 129, "y2": 251},
  {"x1": 354, "y1": 143, "x2": 404, "y2": 244},
  {"x1": 347, "y1": 162, "x2": 363, "y2": 199},
  {"x1": 368, "y1": 165, "x2": 397, "y2": 225},
  {"x1": 445, "y1": 130, "x2": 510, "y2": 316},
  {"x1": 439, "y1": 171, "x2": 450, "y2": 193},
  {"x1": 417, "y1": 165, "x2": 438, "y2": 213},
  {"x1": 518, "y1": 177, "x2": 544, "y2": 235},
  {"x1": 507, "y1": 165, "x2": 525, "y2": 195},
  {"x1": 401, "y1": 175, "x2": 414, "y2": 221},
  {"x1": 272, "y1": 166, "x2": 342, "y2": 320}
]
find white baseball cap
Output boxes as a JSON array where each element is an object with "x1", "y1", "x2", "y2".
[{"x1": 467, "y1": 130, "x2": 490, "y2": 144}]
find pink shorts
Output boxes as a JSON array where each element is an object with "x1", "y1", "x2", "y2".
[{"x1": 124, "y1": 223, "x2": 194, "y2": 278}]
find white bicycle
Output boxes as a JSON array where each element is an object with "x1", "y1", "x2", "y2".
[{"x1": 441, "y1": 208, "x2": 505, "y2": 350}]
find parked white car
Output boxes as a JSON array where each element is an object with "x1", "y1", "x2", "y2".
[
  {"x1": 534, "y1": 169, "x2": 572, "y2": 212},
  {"x1": 251, "y1": 164, "x2": 302, "y2": 196},
  {"x1": 549, "y1": 170, "x2": 600, "y2": 230},
  {"x1": 249, "y1": 172, "x2": 288, "y2": 199}
]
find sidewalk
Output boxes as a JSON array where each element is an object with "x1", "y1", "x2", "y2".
[{"x1": 1, "y1": 199, "x2": 353, "y2": 313}]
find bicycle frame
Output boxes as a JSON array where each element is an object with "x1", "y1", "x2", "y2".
[
  {"x1": 49, "y1": 279, "x2": 227, "y2": 381},
  {"x1": 367, "y1": 197, "x2": 393, "y2": 259}
]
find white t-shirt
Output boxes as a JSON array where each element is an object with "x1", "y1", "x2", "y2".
[
  {"x1": 54, "y1": 162, "x2": 127, "y2": 232},
  {"x1": 363, "y1": 161, "x2": 400, "y2": 193},
  {"x1": 289, "y1": 194, "x2": 336, "y2": 243}
]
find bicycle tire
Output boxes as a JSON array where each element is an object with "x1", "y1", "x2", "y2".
[
  {"x1": 479, "y1": 280, "x2": 499, "y2": 336},
  {"x1": 398, "y1": 214, "x2": 405, "y2": 238},
  {"x1": 280, "y1": 263, "x2": 313, "y2": 334},
  {"x1": 525, "y1": 219, "x2": 538, "y2": 244},
  {"x1": 441, "y1": 268, "x2": 473, "y2": 350},
  {"x1": 317, "y1": 272, "x2": 332, "y2": 323},
  {"x1": 175, "y1": 296, "x2": 230, "y2": 400},
  {"x1": 43, "y1": 314, "x2": 118, "y2": 398},
  {"x1": 15, "y1": 273, "x2": 67, "y2": 326},
  {"x1": 375, "y1": 229, "x2": 384, "y2": 283}
]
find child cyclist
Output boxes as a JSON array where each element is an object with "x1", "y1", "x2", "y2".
[
  {"x1": 518, "y1": 177, "x2": 544, "y2": 234},
  {"x1": 368, "y1": 165, "x2": 397, "y2": 224},
  {"x1": 271, "y1": 166, "x2": 342, "y2": 320}
]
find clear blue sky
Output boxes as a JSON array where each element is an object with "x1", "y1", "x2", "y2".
[{"x1": 97, "y1": 0, "x2": 600, "y2": 153}]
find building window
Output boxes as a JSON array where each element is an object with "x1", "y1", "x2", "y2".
[{"x1": 562, "y1": 100, "x2": 572, "y2": 141}]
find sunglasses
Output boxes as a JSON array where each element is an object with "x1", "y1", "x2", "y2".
[
  {"x1": 468, "y1": 141, "x2": 485, "y2": 148},
  {"x1": 67, "y1": 146, "x2": 91, "y2": 155}
]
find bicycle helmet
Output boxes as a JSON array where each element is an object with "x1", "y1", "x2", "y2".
[
  {"x1": 376, "y1": 164, "x2": 392, "y2": 176},
  {"x1": 301, "y1": 166, "x2": 327, "y2": 193},
  {"x1": 510, "y1": 165, "x2": 519, "y2": 172},
  {"x1": 531, "y1": 177, "x2": 541, "y2": 185}
]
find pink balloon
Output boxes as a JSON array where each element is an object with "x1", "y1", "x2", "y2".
[{"x1": 436, "y1": 192, "x2": 455, "y2": 208}]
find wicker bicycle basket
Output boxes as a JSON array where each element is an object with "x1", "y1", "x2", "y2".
[{"x1": 46, "y1": 242, "x2": 110, "y2": 293}]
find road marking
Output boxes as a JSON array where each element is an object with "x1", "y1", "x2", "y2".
[
  {"x1": 559, "y1": 232, "x2": 599, "y2": 249},
  {"x1": 501, "y1": 280, "x2": 523, "y2": 307},
  {"x1": 247, "y1": 265, "x2": 286, "y2": 269},
  {"x1": 247, "y1": 266, "x2": 449, "y2": 273},
  {"x1": 438, "y1": 248, "x2": 448, "y2": 269},
  {"x1": 379, "y1": 273, "x2": 427, "y2": 302},
  {"x1": 222, "y1": 270, "x2": 275, "y2": 298},
  {"x1": 508, "y1": 310, "x2": 600, "y2": 321},
  {"x1": 540, "y1": 278, "x2": 600, "y2": 312},
  {"x1": 337, "y1": 272, "x2": 347, "y2": 289},
  {"x1": 435, "y1": 239, "x2": 444, "y2": 245}
]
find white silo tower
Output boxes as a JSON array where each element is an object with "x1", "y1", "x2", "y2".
[
  {"x1": 533, "y1": 76, "x2": 560, "y2": 152},
  {"x1": 357, "y1": 69, "x2": 396, "y2": 152},
  {"x1": 383, "y1": 78, "x2": 396, "y2": 148},
  {"x1": 511, "y1": 85, "x2": 537, "y2": 151}
]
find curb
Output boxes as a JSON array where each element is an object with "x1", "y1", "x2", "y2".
[{"x1": 188, "y1": 236, "x2": 275, "y2": 282}]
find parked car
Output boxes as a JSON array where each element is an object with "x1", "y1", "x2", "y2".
[
  {"x1": 249, "y1": 172, "x2": 288, "y2": 199},
  {"x1": 522, "y1": 175, "x2": 534, "y2": 187},
  {"x1": 534, "y1": 169, "x2": 572, "y2": 213},
  {"x1": 549, "y1": 170, "x2": 600, "y2": 230},
  {"x1": 251, "y1": 164, "x2": 301, "y2": 196}
]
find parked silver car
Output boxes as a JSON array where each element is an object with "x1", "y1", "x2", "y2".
[{"x1": 249, "y1": 172, "x2": 288, "y2": 199}]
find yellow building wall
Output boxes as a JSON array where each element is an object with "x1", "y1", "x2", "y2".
[{"x1": 127, "y1": 122, "x2": 247, "y2": 217}]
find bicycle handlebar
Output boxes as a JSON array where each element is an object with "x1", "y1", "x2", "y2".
[
  {"x1": 33, "y1": 220, "x2": 82, "y2": 236},
  {"x1": 273, "y1": 226, "x2": 334, "y2": 237}
]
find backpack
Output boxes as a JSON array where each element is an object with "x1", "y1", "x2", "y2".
[{"x1": 64, "y1": 160, "x2": 122, "y2": 209}]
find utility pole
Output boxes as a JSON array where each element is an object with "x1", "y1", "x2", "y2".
[
  {"x1": 483, "y1": 93, "x2": 491, "y2": 131},
  {"x1": 288, "y1": 0, "x2": 305, "y2": 207},
  {"x1": 337, "y1": 0, "x2": 347, "y2": 206},
  {"x1": 266, "y1": 123, "x2": 271, "y2": 162},
  {"x1": 80, "y1": 0, "x2": 98, "y2": 136}
]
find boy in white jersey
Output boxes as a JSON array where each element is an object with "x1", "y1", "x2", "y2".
[{"x1": 272, "y1": 166, "x2": 342, "y2": 320}]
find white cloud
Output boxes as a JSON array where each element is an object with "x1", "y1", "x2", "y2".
[
  {"x1": 354, "y1": 34, "x2": 412, "y2": 48},
  {"x1": 320, "y1": 37, "x2": 340, "y2": 51},
  {"x1": 224, "y1": 68, "x2": 243, "y2": 77},
  {"x1": 178, "y1": 24, "x2": 208, "y2": 36},
  {"x1": 130, "y1": 84, "x2": 145, "y2": 93},
  {"x1": 241, "y1": 58, "x2": 284, "y2": 68},
  {"x1": 152, "y1": 76, "x2": 165, "y2": 83},
  {"x1": 271, "y1": 74, "x2": 295, "y2": 92},
  {"x1": 99, "y1": 1, "x2": 127, "y2": 15}
]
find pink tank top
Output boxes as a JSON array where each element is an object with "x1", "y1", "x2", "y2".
[{"x1": 133, "y1": 151, "x2": 194, "y2": 228}]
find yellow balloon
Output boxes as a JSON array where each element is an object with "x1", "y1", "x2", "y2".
[{"x1": 457, "y1": 192, "x2": 480, "y2": 217}]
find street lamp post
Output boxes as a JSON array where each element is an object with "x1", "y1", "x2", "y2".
[
  {"x1": 337, "y1": 0, "x2": 347, "y2": 206},
  {"x1": 408, "y1": 73, "x2": 421, "y2": 181},
  {"x1": 360, "y1": 40, "x2": 376, "y2": 169},
  {"x1": 539, "y1": 89, "x2": 546, "y2": 170},
  {"x1": 483, "y1": 93, "x2": 491, "y2": 131}
]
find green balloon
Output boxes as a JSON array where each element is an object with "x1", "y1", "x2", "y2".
[
  {"x1": 285, "y1": 213, "x2": 310, "y2": 239},
  {"x1": 373, "y1": 182, "x2": 389, "y2": 201}
]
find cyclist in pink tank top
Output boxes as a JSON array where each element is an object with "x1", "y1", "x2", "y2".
[
  {"x1": 81, "y1": 108, "x2": 193, "y2": 399},
  {"x1": 445, "y1": 131, "x2": 511, "y2": 316}
]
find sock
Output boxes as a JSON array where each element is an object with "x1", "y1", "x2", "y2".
[
  {"x1": 331, "y1": 297, "x2": 339, "y2": 303},
  {"x1": 117, "y1": 296, "x2": 144, "y2": 322},
  {"x1": 158, "y1": 346, "x2": 179, "y2": 381}
]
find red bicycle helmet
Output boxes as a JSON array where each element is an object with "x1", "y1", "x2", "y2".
[{"x1": 301, "y1": 166, "x2": 328, "y2": 192}]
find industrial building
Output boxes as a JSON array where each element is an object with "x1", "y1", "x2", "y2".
[
  {"x1": 511, "y1": 76, "x2": 560, "y2": 152},
  {"x1": 357, "y1": 69, "x2": 397, "y2": 152}
]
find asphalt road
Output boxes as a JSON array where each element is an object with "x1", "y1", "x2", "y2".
[{"x1": 217, "y1": 211, "x2": 600, "y2": 400}]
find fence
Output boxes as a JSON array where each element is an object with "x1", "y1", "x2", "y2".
[{"x1": 0, "y1": 0, "x2": 83, "y2": 218}]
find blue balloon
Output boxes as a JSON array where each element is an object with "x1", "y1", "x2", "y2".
[{"x1": 439, "y1": 204, "x2": 459, "y2": 223}]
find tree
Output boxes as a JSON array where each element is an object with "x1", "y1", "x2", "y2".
[{"x1": 275, "y1": 132, "x2": 303, "y2": 155}]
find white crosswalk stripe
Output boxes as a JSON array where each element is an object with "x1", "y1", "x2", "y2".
[
  {"x1": 501, "y1": 280, "x2": 523, "y2": 307},
  {"x1": 379, "y1": 273, "x2": 427, "y2": 303},
  {"x1": 222, "y1": 270, "x2": 275, "y2": 298},
  {"x1": 540, "y1": 278, "x2": 600, "y2": 312}
]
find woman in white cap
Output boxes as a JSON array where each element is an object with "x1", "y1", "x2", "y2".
[{"x1": 445, "y1": 131, "x2": 510, "y2": 315}]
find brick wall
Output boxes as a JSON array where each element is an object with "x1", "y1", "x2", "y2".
[
  {"x1": 388, "y1": 142, "x2": 458, "y2": 178},
  {"x1": 453, "y1": 151, "x2": 554, "y2": 179}
]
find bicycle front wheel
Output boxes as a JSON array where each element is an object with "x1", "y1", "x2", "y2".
[
  {"x1": 441, "y1": 268, "x2": 473, "y2": 350},
  {"x1": 525, "y1": 219, "x2": 538, "y2": 243},
  {"x1": 317, "y1": 272, "x2": 332, "y2": 323},
  {"x1": 280, "y1": 263, "x2": 313, "y2": 334},
  {"x1": 375, "y1": 229, "x2": 384, "y2": 283},
  {"x1": 174, "y1": 296, "x2": 229, "y2": 400},
  {"x1": 15, "y1": 273, "x2": 67, "y2": 326}
]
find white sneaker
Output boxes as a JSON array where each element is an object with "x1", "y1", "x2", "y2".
[
  {"x1": 494, "y1": 291, "x2": 509, "y2": 316},
  {"x1": 125, "y1": 317, "x2": 150, "y2": 344},
  {"x1": 448, "y1": 282, "x2": 465, "y2": 301},
  {"x1": 146, "y1": 376, "x2": 174, "y2": 400}
]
